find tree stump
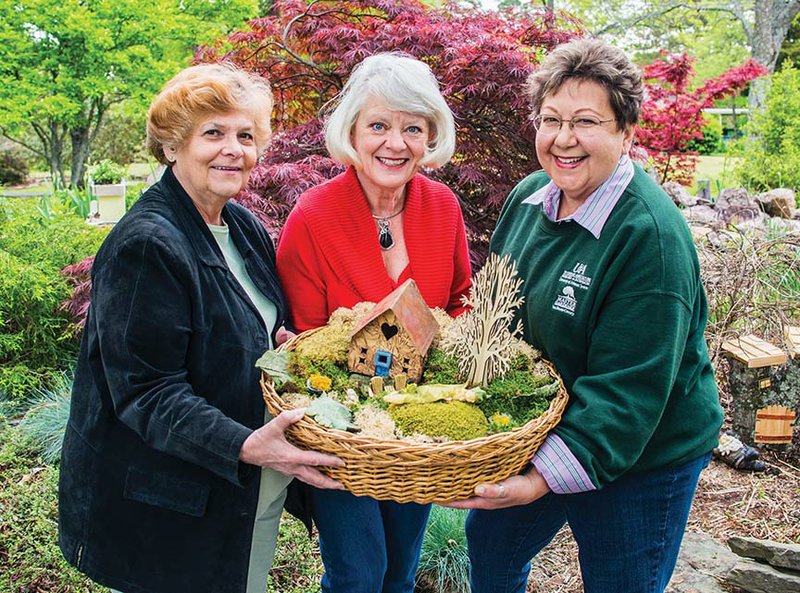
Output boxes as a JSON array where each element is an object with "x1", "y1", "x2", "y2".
[{"x1": 722, "y1": 334, "x2": 798, "y2": 450}]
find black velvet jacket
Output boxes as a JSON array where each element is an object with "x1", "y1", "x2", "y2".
[{"x1": 58, "y1": 168, "x2": 287, "y2": 593}]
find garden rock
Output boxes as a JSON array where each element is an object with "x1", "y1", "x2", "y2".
[
  {"x1": 667, "y1": 532, "x2": 739, "y2": 593},
  {"x1": 726, "y1": 558, "x2": 800, "y2": 593},
  {"x1": 716, "y1": 188, "x2": 761, "y2": 223},
  {"x1": 757, "y1": 189, "x2": 796, "y2": 219},
  {"x1": 683, "y1": 205, "x2": 720, "y2": 226},
  {"x1": 664, "y1": 181, "x2": 698, "y2": 207},
  {"x1": 728, "y1": 536, "x2": 800, "y2": 571}
]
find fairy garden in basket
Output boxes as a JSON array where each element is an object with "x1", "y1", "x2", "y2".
[{"x1": 256, "y1": 254, "x2": 560, "y2": 442}]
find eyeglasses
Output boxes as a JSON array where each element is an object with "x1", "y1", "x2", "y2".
[{"x1": 532, "y1": 114, "x2": 617, "y2": 137}]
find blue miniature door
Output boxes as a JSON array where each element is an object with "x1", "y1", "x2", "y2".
[{"x1": 374, "y1": 350, "x2": 392, "y2": 376}]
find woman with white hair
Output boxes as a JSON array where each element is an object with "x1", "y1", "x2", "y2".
[{"x1": 276, "y1": 53, "x2": 472, "y2": 593}]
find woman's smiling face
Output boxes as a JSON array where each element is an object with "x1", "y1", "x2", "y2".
[
  {"x1": 350, "y1": 94, "x2": 430, "y2": 200},
  {"x1": 535, "y1": 79, "x2": 634, "y2": 205},
  {"x1": 171, "y1": 111, "x2": 258, "y2": 208}
]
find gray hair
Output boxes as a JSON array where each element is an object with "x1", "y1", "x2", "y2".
[
  {"x1": 526, "y1": 38, "x2": 643, "y2": 131},
  {"x1": 324, "y1": 52, "x2": 456, "y2": 168}
]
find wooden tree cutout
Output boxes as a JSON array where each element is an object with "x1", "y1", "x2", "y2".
[{"x1": 442, "y1": 253, "x2": 524, "y2": 387}]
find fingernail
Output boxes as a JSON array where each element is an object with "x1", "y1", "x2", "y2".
[{"x1": 475, "y1": 485, "x2": 486, "y2": 495}]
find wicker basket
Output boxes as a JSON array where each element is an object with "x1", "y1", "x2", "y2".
[{"x1": 261, "y1": 328, "x2": 569, "y2": 504}]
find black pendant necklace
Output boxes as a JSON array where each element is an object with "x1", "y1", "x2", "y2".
[{"x1": 372, "y1": 206, "x2": 405, "y2": 251}]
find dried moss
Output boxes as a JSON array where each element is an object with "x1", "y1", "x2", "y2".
[{"x1": 389, "y1": 401, "x2": 488, "y2": 441}]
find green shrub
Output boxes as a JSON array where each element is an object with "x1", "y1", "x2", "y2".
[
  {"x1": 0, "y1": 198, "x2": 107, "y2": 270},
  {"x1": 687, "y1": 116, "x2": 724, "y2": 155},
  {"x1": 417, "y1": 506, "x2": 470, "y2": 593},
  {"x1": 90, "y1": 158, "x2": 126, "y2": 184},
  {"x1": 0, "y1": 199, "x2": 107, "y2": 399},
  {"x1": 736, "y1": 62, "x2": 800, "y2": 196},
  {"x1": 0, "y1": 149, "x2": 29, "y2": 185},
  {"x1": 0, "y1": 249, "x2": 75, "y2": 378}
]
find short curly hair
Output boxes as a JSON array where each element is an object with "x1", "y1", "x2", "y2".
[
  {"x1": 146, "y1": 63, "x2": 273, "y2": 165},
  {"x1": 526, "y1": 38, "x2": 643, "y2": 131},
  {"x1": 324, "y1": 52, "x2": 456, "y2": 169}
]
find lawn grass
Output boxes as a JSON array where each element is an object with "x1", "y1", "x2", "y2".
[{"x1": 691, "y1": 154, "x2": 741, "y2": 195}]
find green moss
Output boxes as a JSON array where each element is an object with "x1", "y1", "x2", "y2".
[
  {"x1": 286, "y1": 354, "x2": 357, "y2": 393},
  {"x1": 479, "y1": 367, "x2": 558, "y2": 429},
  {"x1": 389, "y1": 401, "x2": 487, "y2": 441},
  {"x1": 292, "y1": 323, "x2": 350, "y2": 364},
  {"x1": 423, "y1": 348, "x2": 462, "y2": 384}
]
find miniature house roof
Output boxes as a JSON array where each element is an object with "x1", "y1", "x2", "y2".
[{"x1": 348, "y1": 279, "x2": 440, "y2": 354}]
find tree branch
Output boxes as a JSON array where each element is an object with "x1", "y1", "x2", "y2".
[{"x1": 595, "y1": 2, "x2": 753, "y2": 44}]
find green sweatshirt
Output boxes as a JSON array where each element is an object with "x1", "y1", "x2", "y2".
[{"x1": 490, "y1": 164, "x2": 723, "y2": 488}]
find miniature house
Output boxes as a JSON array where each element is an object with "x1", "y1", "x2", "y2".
[{"x1": 347, "y1": 279, "x2": 440, "y2": 383}]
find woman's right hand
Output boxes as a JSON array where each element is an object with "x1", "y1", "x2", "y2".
[{"x1": 240, "y1": 409, "x2": 345, "y2": 490}]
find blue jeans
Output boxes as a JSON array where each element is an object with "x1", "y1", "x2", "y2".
[
  {"x1": 310, "y1": 487, "x2": 431, "y2": 593},
  {"x1": 466, "y1": 453, "x2": 711, "y2": 593}
]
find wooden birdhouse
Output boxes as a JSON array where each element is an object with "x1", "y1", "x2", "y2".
[
  {"x1": 722, "y1": 333, "x2": 798, "y2": 448},
  {"x1": 347, "y1": 279, "x2": 439, "y2": 383}
]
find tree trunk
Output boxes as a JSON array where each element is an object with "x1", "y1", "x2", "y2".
[
  {"x1": 750, "y1": 0, "x2": 800, "y2": 107},
  {"x1": 70, "y1": 100, "x2": 106, "y2": 189},
  {"x1": 44, "y1": 122, "x2": 67, "y2": 189},
  {"x1": 70, "y1": 126, "x2": 91, "y2": 189}
]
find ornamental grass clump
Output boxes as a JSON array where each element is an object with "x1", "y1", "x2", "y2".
[{"x1": 417, "y1": 506, "x2": 470, "y2": 593}]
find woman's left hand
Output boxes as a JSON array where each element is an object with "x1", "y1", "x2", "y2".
[
  {"x1": 443, "y1": 468, "x2": 551, "y2": 510},
  {"x1": 275, "y1": 326, "x2": 295, "y2": 346}
]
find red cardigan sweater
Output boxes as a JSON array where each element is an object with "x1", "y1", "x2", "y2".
[{"x1": 277, "y1": 166, "x2": 472, "y2": 332}]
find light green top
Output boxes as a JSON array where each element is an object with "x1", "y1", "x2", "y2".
[
  {"x1": 209, "y1": 222, "x2": 277, "y2": 348},
  {"x1": 208, "y1": 222, "x2": 292, "y2": 593}
]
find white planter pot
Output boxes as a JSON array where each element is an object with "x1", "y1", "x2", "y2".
[{"x1": 91, "y1": 182, "x2": 126, "y2": 223}]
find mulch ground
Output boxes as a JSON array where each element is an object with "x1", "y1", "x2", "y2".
[{"x1": 526, "y1": 451, "x2": 800, "y2": 592}]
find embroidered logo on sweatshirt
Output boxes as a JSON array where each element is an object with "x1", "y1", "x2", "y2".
[
  {"x1": 553, "y1": 262, "x2": 591, "y2": 316},
  {"x1": 559, "y1": 262, "x2": 592, "y2": 289},
  {"x1": 553, "y1": 285, "x2": 577, "y2": 315}
]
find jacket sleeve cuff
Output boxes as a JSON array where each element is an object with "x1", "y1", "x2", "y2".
[{"x1": 532, "y1": 434, "x2": 596, "y2": 494}]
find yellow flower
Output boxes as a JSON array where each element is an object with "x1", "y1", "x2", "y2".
[
  {"x1": 491, "y1": 413, "x2": 511, "y2": 427},
  {"x1": 308, "y1": 373, "x2": 333, "y2": 392}
]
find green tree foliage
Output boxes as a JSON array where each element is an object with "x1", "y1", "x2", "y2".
[
  {"x1": 736, "y1": 62, "x2": 800, "y2": 194},
  {"x1": 0, "y1": 0, "x2": 257, "y2": 189}
]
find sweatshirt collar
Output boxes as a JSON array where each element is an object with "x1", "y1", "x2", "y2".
[{"x1": 522, "y1": 155, "x2": 634, "y2": 239}]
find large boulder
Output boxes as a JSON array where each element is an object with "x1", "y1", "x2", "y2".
[
  {"x1": 727, "y1": 559, "x2": 800, "y2": 593},
  {"x1": 667, "y1": 532, "x2": 739, "y2": 593},
  {"x1": 683, "y1": 205, "x2": 720, "y2": 226}
]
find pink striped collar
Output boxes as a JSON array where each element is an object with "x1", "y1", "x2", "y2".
[{"x1": 522, "y1": 156, "x2": 635, "y2": 239}]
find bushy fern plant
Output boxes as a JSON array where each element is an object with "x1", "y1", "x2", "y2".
[{"x1": 416, "y1": 506, "x2": 470, "y2": 593}]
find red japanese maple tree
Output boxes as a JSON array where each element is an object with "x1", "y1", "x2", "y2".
[
  {"x1": 198, "y1": 0, "x2": 582, "y2": 249},
  {"x1": 637, "y1": 52, "x2": 766, "y2": 185}
]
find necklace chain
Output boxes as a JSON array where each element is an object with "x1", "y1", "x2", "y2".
[{"x1": 371, "y1": 205, "x2": 405, "y2": 251}]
